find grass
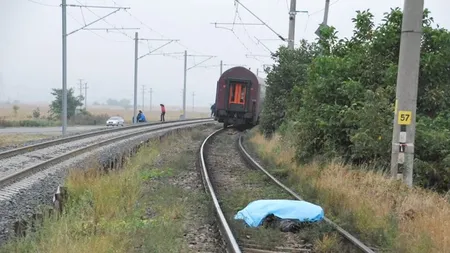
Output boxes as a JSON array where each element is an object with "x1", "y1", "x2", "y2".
[
  {"x1": 0, "y1": 126, "x2": 214, "y2": 253},
  {"x1": 0, "y1": 133, "x2": 52, "y2": 147},
  {"x1": 247, "y1": 130, "x2": 450, "y2": 253}
]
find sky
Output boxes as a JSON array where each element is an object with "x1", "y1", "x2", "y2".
[{"x1": 0, "y1": 0, "x2": 448, "y2": 108}]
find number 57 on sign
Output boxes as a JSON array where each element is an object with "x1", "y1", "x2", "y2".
[{"x1": 398, "y1": 111, "x2": 412, "y2": 125}]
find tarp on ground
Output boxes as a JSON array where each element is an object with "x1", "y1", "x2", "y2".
[{"x1": 234, "y1": 199, "x2": 324, "y2": 228}]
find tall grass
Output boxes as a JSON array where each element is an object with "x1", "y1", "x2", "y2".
[{"x1": 249, "y1": 131, "x2": 450, "y2": 253}]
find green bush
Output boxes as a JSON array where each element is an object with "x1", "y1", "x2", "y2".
[{"x1": 260, "y1": 8, "x2": 450, "y2": 192}]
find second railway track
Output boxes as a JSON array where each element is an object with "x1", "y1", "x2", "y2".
[
  {"x1": 199, "y1": 128, "x2": 376, "y2": 253},
  {"x1": 0, "y1": 118, "x2": 212, "y2": 190}
]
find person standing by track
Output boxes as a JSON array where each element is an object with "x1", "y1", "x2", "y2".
[
  {"x1": 210, "y1": 103, "x2": 216, "y2": 117},
  {"x1": 160, "y1": 104, "x2": 166, "y2": 122}
]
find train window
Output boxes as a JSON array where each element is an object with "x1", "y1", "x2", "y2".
[
  {"x1": 229, "y1": 84, "x2": 236, "y2": 102},
  {"x1": 240, "y1": 86, "x2": 246, "y2": 103}
]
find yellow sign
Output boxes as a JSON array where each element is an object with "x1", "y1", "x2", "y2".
[{"x1": 398, "y1": 111, "x2": 412, "y2": 125}]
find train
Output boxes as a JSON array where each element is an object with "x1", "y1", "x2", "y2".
[{"x1": 214, "y1": 66, "x2": 266, "y2": 128}]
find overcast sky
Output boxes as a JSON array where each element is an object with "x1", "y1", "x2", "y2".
[{"x1": 0, "y1": 0, "x2": 448, "y2": 108}]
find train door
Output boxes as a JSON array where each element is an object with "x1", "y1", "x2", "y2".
[{"x1": 228, "y1": 82, "x2": 247, "y2": 106}]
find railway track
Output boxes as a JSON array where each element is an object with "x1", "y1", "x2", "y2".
[
  {"x1": 199, "y1": 128, "x2": 376, "y2": 253},
  {"x1": 0, "y1": 118, "x2": 212, "y2": 192},
  {"x1": 0, "y1": 118, "x2": 207, "y2": 160}
]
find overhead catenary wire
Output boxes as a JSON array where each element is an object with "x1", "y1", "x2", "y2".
[
  {"x1": 234, "y1": 0, "x2": 286, "y2": 41},
  {"x1": 26, "y1": 0, "x2": 59, "y2": 7},
  {"x1": 66, "y1": 9, "x2": 131, "y2": 43},
  {"x1": 308, "y1": 0, "x2": 342, "y2": 16},
  {"x1": 74, "y1": 0, "x2": 134, "y2": 40},
  {"x1": 110, "y1": 0, "x2": 207, "y2": 56}
]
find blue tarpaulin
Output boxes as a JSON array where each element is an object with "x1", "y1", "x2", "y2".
[{"x1": 234, "y1": 199, "x2": 324, "y2": 227}]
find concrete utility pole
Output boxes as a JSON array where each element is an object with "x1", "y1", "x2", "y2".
[
  {"x1": 192, "y1": 92, "x2": 195, "y2": 112},
  {"x1": 141, "y1": 85, "x2": 146, "y2": 110},
  {"x1": 84, "y1": 82, "x2": 88, "y2": 110},
  {"x1": 256, "y1": 68, "x2": 259, "y2": 76},
  {"x1": 220, "y1": 60, "x2": 223, "y2": 76},
  {"x1": 133, "y1": 32, "x2": 139, "y2": 123},
  {"x1": 132, "y1": 33, "x2": 177, "y2": 123},
  {"x1": 182, "y1": 50, "x2": 187, "y2": 119},
  {"x1": 149, "y1": 88, "x2": 153, "y2": 111},
  {"x1": 61, "y1": 0, "x2": 68, "y2": 135},
  {"x1": 390, "y1": 0, "x2": 424, "y2": 187},
  {"x1": 78, "y1": 79, "x2": 83, "y2": 98},
  {"x1": 61, "y1": 2, "x2": 130, "y2": 134},
  {"x1": 287, "y1": 0, "x2": 296, "y2": 49},
  {"x1": 323, "y1": 0, "x2": 330, "y2": 25},
  {"x1": 180, "y1": 51, "x2": 215, "y2": 119}
]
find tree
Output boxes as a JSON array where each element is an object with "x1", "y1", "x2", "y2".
[
  {"x1": 49, "y1": 88, "x2": 83, "y2": 120},
  {"x1": 106, "y1": 98, "x2": 131, "y2": 110},
  {"x1": 106, "y1": 98, "x2": 120, "y2": 106},
  {"x1": 260, "y1": 41, "x2": 318, "y2": 137},
  {"x1": 12, "y1": 105, "x2": 19, "y2": 117},
  {"x1": 261, "y1": 8, "x2": 450, "y2": 192},
  {"x1": 119, "y1": 99, "x2": 131, "y2": 110},
  {"x1": 32, "y1": 107, "x2": 40, "y2": 119}
]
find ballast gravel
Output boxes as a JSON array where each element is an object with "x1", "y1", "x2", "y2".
[
  {"x1": 0, "y1": 120, "x2": 210, "y2": 178},
  {"x1": 0, "y1": 122, "x2": 214, "y2": 246}
]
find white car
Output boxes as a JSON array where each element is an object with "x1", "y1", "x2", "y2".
[{"x1": 106, "y1": 116, "x2": 124, "y2": 127}]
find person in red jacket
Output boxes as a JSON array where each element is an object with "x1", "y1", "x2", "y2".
[{"x1": 160, "y1": 104, "x2": 166, "y2": 122}]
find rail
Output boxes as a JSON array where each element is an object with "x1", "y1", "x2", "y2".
[
  {"x1": 0, "y1": 118, "x2": 211, "y2": 160},
  {"x1": 0, "y1": 119, "x2": 213, "y2": 189},
  {"x1": 237, "y1": 134, "x2": 376, "y2": 253},
  {"x1": 198, "y1": 128, "x2": 242, "y2": 253}
]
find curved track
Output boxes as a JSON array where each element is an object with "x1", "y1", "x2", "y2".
[
  {"x1": 0, "y1": 118, "x2": 212, "y2": 190},
  {"x1": 199, "y1": 128, "x2": 376, "y2": 253}
]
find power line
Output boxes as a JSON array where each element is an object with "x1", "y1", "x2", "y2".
[
  {"x1": 309, "y1": 0, "x2": 342, "y2": 16},
  {"x1": 74, "y1": 0, "x2": 133, "y2": 40},
  {"x1": 26, "y1": 0, "x2": 59, "y2": 7},
  {"x1": 236, "y1": 9, "x2": 259, "y2": 46},
  {"x1": 234, "y1": 0, "x2": 286, "y2": 41},
  {"x1": 60, "y1": 1, "x2": 130, "y2": 135},
  {"x1": 66, "y1": 12, "x2": 129, "y2": 42},
  {"x1": 110, "y1": 0, "x2": 207, "y2": 55}
]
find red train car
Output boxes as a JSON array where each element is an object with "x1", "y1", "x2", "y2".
[{"x1": 215, "y1": 66, "x2": 266, "y2": 128}]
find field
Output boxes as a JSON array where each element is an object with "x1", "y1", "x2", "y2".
[{"x1": 0, "y1": 103, "x2": 210, "y2": 124}]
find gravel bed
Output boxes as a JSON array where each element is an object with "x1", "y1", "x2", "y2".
[
  {"x1": 0, "y1": 120, "x2": 210, "y2": 178},
  {"x1": 204, "y1": 128, "x2": 313, "y2": 251},
  {"x1": 0, "y1": 122, "x2": 215, "y2": 246},
  {"x1": 146, "y1": 125, "x2": 223, "y2": 252}
]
